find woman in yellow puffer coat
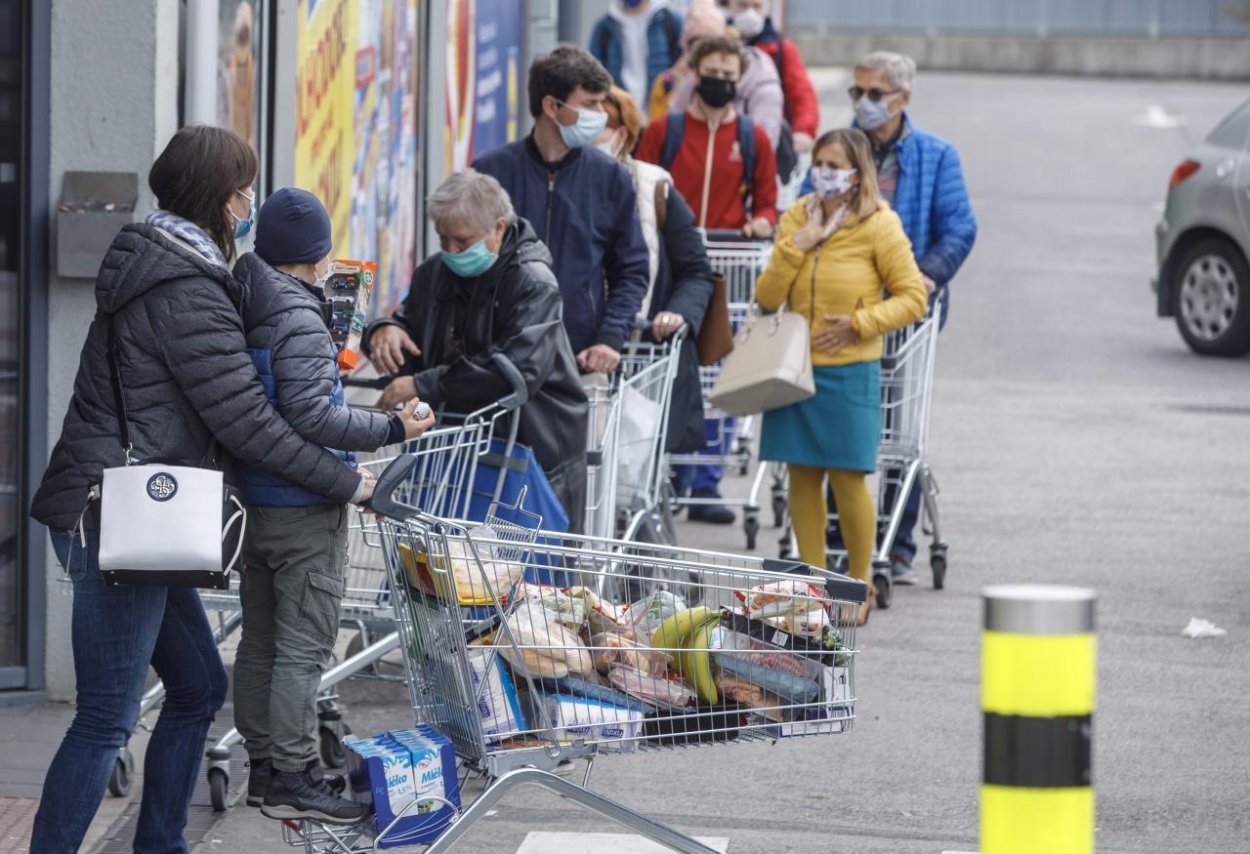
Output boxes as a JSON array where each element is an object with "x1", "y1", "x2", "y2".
[{"x1": 755, "y1": 127, "x2": 927, "y2": 624}]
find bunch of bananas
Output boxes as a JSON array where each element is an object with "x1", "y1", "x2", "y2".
[{"x1": 650, "y1": 606, "x2": 724, "y2": 704}]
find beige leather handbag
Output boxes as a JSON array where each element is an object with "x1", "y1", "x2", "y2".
[{"x1": 707, "y1": 307, "x2": 815, "y2": 416}]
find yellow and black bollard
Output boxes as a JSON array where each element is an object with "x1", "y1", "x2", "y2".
[{"x1": 981, "y1": 585, "x2": 1097, "y2": 854}]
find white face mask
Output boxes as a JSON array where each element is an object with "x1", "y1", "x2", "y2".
[
  {"x1": 812, "y1": 166, "x2": 857, "y2": 199},
  {"x1": 733, "y1": 8, "x2": 766, "y2": 40}
]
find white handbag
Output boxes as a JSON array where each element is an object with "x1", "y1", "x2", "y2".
[
  {"x1": 93, "y1": 317, "x2": 246, "y2": 589},
  {"x1": 709, "y1": 242, "x2": 820, "y2": 416}
]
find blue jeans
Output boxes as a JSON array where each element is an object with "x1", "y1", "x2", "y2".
[
  {"x1": 31, "y1": 530, "x2": 229, "y2": 854},
  {"x1": 674, "y1": 417, "x2": 735, "y2": 495}
]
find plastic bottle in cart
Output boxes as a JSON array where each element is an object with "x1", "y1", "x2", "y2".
[{"x1": 325, "y1": 259, "x2": 375, "y2": 371}]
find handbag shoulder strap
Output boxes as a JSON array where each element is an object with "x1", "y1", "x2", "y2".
[{"x1": 104, "y1": 314, "x2": 135, "y2": 464}]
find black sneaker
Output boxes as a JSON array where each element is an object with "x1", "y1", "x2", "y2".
[
  {"x1": 246, "y1": 757, "x2": 272, "y2": 808},
  {"x1": 688, "y1": 490, "x2": 735, "y2": 524},
  {"x1": 261, "y1": 768, "x2": 369, "y2": 825}
]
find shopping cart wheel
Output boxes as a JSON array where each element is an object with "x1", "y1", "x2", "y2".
[
  {"x1": 873, "y1": 571, "x2": 893, "y2": 610},
  {"x1": 744, "y1": 513, "x2": 760, "y2": 550},
  {"x1": 208, "y1": 767, "x2": 229, "y2": 812},
  {"x1": 930, "y1": 544, "x2": 948, "y2": 591},
  {"x1": 319, "y1": 723, "x2": 352, "y2": 769},
  {"x1": 107, "y1": 747, "x2": 133, "y2": 798},
  {"x1": 771, "y1": 493, "x2": 787, "y2": 529}
]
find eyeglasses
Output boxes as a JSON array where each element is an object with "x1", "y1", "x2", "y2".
[{"x1": 848, "y1": 86, "x2": 901, "y2": 103}]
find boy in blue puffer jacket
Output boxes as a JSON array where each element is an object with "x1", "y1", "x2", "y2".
[{"x1": 231, "y1": 188, "x2": 434, "y2": 825}]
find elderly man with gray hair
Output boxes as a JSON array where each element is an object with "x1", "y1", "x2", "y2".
[
  {"x1": 817, "y1": 51, "x2": 977, "y2": 586},
  {"x1": 365, "y1": 169, "x2": 589, "y2": 531}
]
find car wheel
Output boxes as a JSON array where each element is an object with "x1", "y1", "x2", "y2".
[{"x1": 1172, "y1": 236, "x2": 1250, "y2": 356}]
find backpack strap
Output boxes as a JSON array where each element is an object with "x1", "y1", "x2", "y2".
[
  {"x1": 737, "y1": 114, "x2": 757, "y2": 214},
  {"x1": 658, "y1": 8, "x2": 681, "y2": 65},
  {"x1": 660, "y1": 111, "x2": 685, "y2": 172}
]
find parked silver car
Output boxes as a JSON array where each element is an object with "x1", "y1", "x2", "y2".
[{"x1": 1155, "y1": 97, "x2": 1250, "y2": 356}]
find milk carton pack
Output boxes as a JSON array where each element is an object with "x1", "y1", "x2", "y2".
[
  {"x1": 465, "y1": 647, "x2": 526, "y2": 742},
  {"x1": 344, "y1": 727, "x2": 459, "y2": 849},
  {"x1": 544, "y1": 694, "x2": 644, "y2": 754}
]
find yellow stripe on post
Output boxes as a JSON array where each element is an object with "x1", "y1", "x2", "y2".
[
  {"x1": 981, "y1": 585, "x2": 1097, "y2": 854},
  {"x1": 982, "y1": 632, "x2": 1096, "y2": 717},
  {"x1": 981, "y1": 786, "x2": 1094, "y2": 854}
]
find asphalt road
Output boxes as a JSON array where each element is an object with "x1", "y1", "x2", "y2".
[{"x1": 195, "y1": 71, "x2": 1250, "y2": 854}]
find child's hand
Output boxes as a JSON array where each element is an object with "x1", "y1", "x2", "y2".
[{"x1": 397, "y1": 398, "x2": 437, "y2": 440}]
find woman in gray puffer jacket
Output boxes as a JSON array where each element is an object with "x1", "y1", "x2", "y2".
[{"x1": 28, "y1": 127, "x2": 367, "y2": 854}]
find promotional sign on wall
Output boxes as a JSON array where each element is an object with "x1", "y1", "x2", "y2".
[
  {"x1": 294, "y1": 0, "x2": 420, "y2": 317},
  {"x1": 444, "y1": 0, "x2": 523, "y2": 172}
]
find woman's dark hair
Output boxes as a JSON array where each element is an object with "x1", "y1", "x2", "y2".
[
  {"x1": 687, "y1": 35, "x2": 747, "y2": 74},
  {"x1": 527, "y1": 46, "x2": 613, "y2": 118},
  {"x1": 148, "y1": 125, "x2": 258, "y2": 261}
]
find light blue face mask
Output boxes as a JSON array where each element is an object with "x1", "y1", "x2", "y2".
[
  {"x1": 233, "y1": 190, "x2": 256, "y2": 239},
  {"x1": 557, "y1": 101, "x2": 608, "y2": 149},
  {"x1": 853, "y1": 96, "x2": 893, "y2": 131},
  {"x1": 441, "y1": 239, "x2": 498, "y2": 278}
]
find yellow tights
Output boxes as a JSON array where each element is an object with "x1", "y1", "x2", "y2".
[{"x1": 788, "y1": 464, "x2": 875, "y2": 582}]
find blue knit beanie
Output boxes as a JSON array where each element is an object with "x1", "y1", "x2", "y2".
[{"x1": 254, "y1": 188, "x2": 333, "y2": 266}]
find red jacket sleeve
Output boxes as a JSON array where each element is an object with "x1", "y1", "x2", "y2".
[
  {"x1": 752, "y1": 124, "x2": 778, "y2": 225},
  {"x1": 781, "y1": 40, "x2": 820, "y2": 138},
  {"x1": 636, "y1": 120, "x2": 665, "y2": 166}
]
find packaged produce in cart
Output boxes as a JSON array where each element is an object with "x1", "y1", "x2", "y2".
[
  {"x1": 324, "y1": 259, "x2": 375, "y2": 372},
  {"x1": 344, "y1": 728, "x2": 460, "y2": 848},
  {"x1": 538, "y1": 693, "x2": 646, "y2": 754},
  {"x1": 396, "y1": 526, "x2": 525, "y2": 607}
]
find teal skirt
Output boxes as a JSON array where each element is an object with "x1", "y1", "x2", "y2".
[{"x1": 759, "y1": 361, "x2": 881, "y2": 472}]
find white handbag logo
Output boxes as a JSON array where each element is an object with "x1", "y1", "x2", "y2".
[{"x1": 147, "y1": 472, "x2": 178, "y2": 502}]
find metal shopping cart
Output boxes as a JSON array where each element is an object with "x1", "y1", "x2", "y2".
[
  {"x1": 773, "y1": 294, "x2": 949, "y2": 611},
  {"x1": 275, "y1": 453, "x2": 867, "y2": 853},
  {"x1": 670, "y1": 233, "x2": 773, "y2": 549},
  {"x1": 584, "y1": 328, "x2": 684, "y2": 544}
]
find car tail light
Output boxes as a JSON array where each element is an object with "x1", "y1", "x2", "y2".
[{"x1": 1169, "y1": 159, "x2": 1200, "y2": 189}]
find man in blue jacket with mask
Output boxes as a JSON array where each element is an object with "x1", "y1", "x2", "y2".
[
  {"x1": 815, "y1": 51, "x2": 977, "y2": 587},
  {"x1": 473, "y1": 46, "x2": 649, "y2": 376}
]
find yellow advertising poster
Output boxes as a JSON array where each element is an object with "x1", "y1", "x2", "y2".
[{"x1": 295, "y1": 0, "x2": 420, "y2": 317}]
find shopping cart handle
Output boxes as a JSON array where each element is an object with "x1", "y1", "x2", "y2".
[
  {"x1": 761, "y1": 557, "x2": 868, "y2": 604},
  {"x1": 698, "y1": 228, "x2": 771, "y2": 243},
  {"x1": 341, "y1": 375, "x2": 393, "y2": 390},
  {"x1": 492, "y1": 352, "x2": 530, "y2": 410},
  {"x1": 369, "y1": 453, "x2": 419, "y2": 521}
]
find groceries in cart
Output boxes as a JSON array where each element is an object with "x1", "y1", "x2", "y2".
[
  {"x1": 388, "y1": 520, "x2": 859, "y2": 751},
  {"x1": 323, "y1": 258, "x2": 375, "y2": 371},
  {"x1": 395, "y1": 524, "x2": 525, "y2": 606},
  {"x1": 343, "y1": 726, "x2": 460, "y2": 848}
]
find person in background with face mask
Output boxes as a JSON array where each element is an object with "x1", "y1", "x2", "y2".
[
  {"x1": 637, "y1": 35, "x2": 778, "y2": 239},
  {"x1": 815, "y1": 51, "x2": 977, "y2": 588},
  {"x1": 636, "y1": 35, "x2": 777, "y2": 523},
  {"x1": 757, "y1": 128, "x2": 927, "y2": 625},
  {"x1": 589, "y1": 0, "x2": 684, "y2": 112},
  {"x1": 231, "y1": 187, "x2": 435, "y2": 825},
  {"x1": 646, "y1": 0, "x2": 729, "y2": 121},
  {"x1": 728, "y1": 0, "x2": 820, "y2": 154},
  {"x1": 29, "y1": 127, "x2": 376, "y2": 853},
  {"x1": 367, "y1": 171, "x2": 589, "y2": 533},
  {"x1": 473, "y1": 46, "x2": 649, "y2": 377}
]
